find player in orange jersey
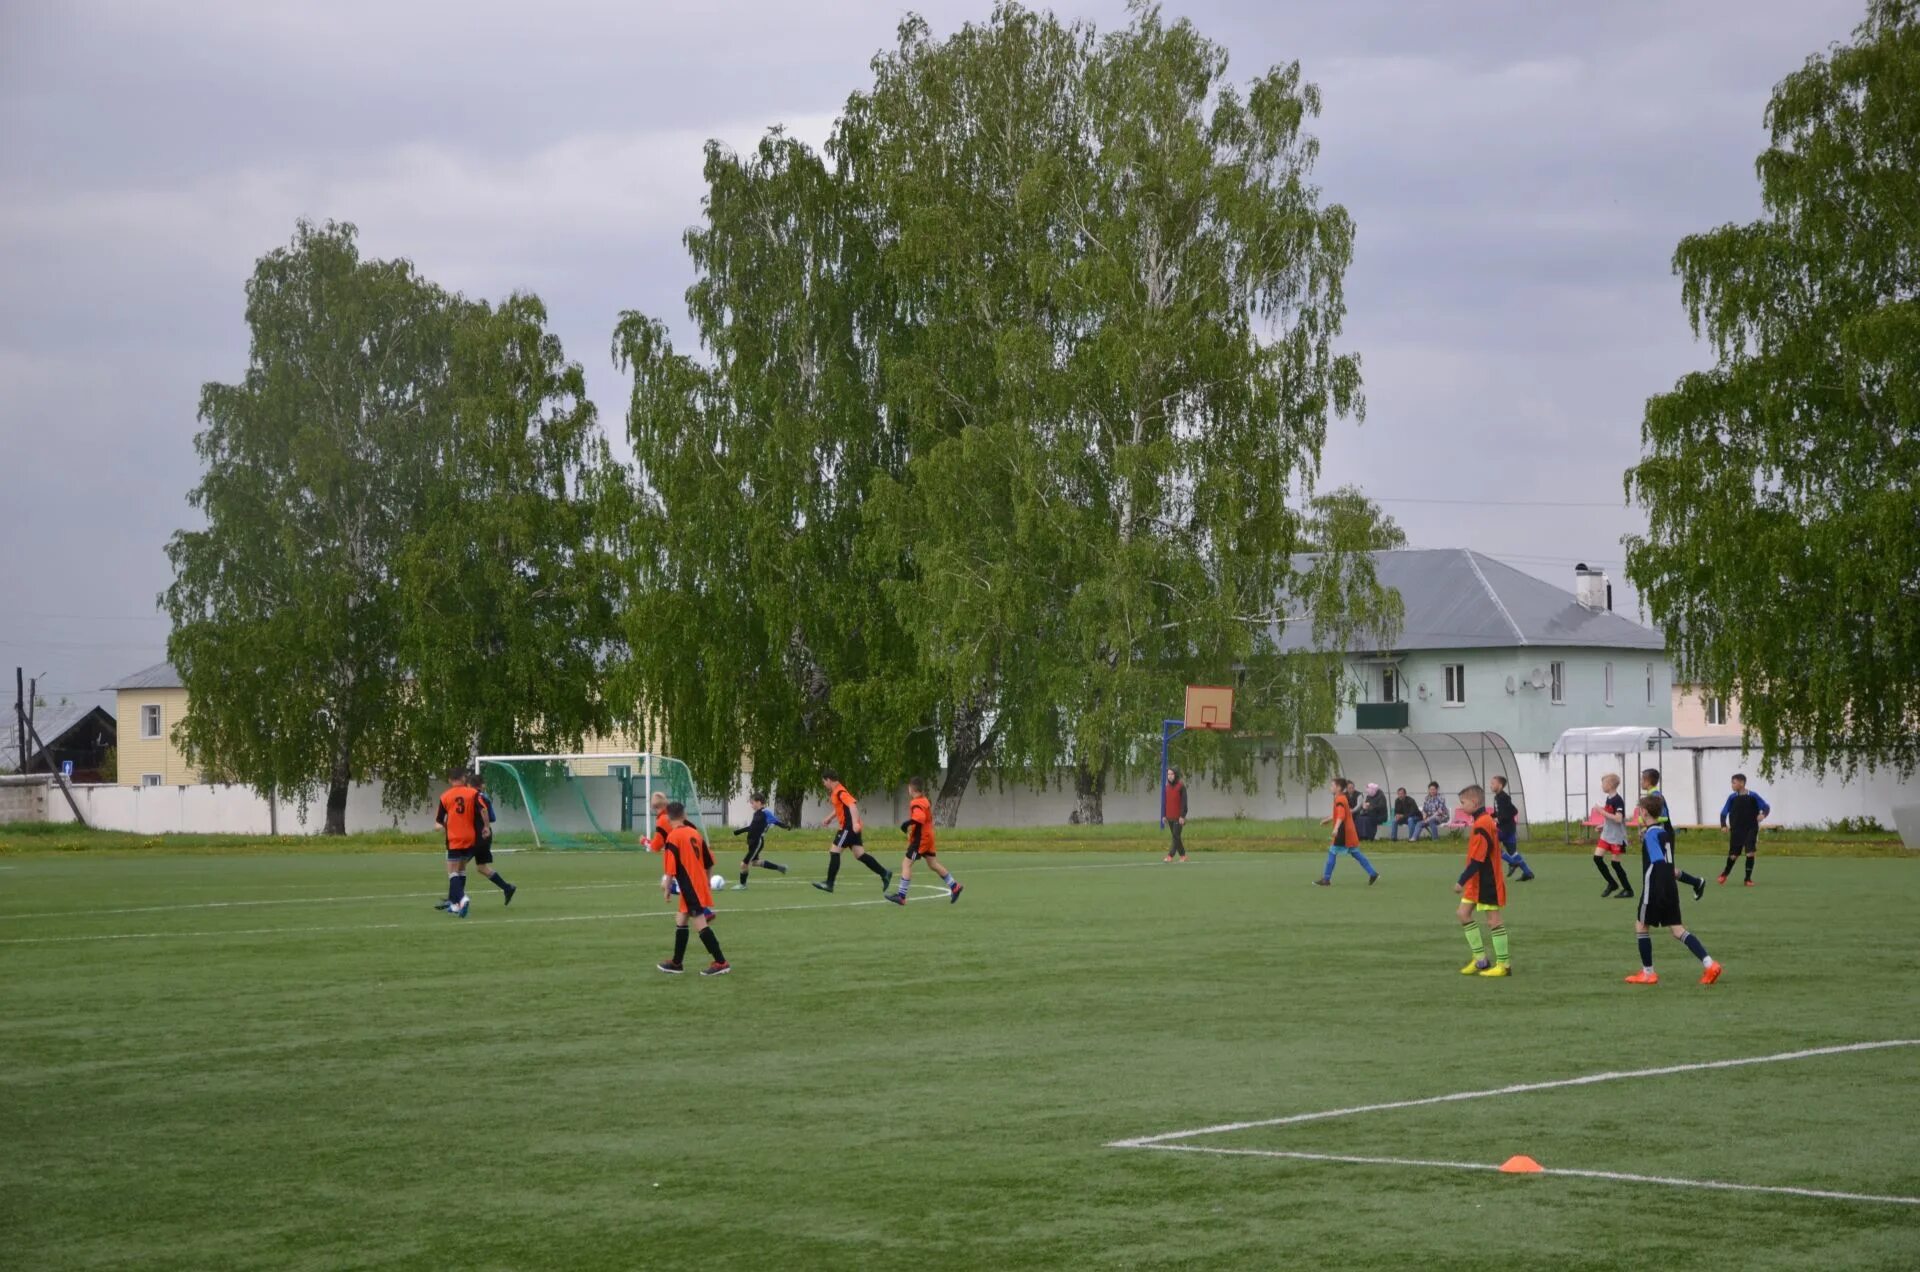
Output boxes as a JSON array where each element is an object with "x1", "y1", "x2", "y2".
[
  {"x1": 810, "y1": 768, "x2": 893, "y2": 894},
  {"x1": 645, "y1": 790, "x2": 671, "y2": 853},
  {"x1": 1315, "y1": 777, "x2": 1378, "y2": 886},
  {"x1": 1452, "y1": 784, "x2": 1510, "y2": 976},
  {"x1": 884, "y1": 776, "x2": 962, "y2": 906},
  {"x1": 436, "y1": 768, "x2": 515, "y2": 915},
  {"x1": 656, "y1": 802, "x2": 730, "y2": 976}
]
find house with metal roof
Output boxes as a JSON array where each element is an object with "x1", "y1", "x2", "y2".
[
  {"x1": 1277, "y1": 549, "x2": 1673, "y2": 754},
  {"x1": 16, "y1": 701, "x2": 118, "y2": 782},
  {"x1": 106, "y1": 661, "x2": 199, "y2": 787}
]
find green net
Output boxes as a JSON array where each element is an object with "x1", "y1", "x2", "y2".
[{"x1": 474, "y1": 754, "x2": 710, "y2": 850}]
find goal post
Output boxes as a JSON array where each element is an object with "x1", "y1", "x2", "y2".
[{"x1": 471, "y1": 752, "x2": 713, "y2": 850}]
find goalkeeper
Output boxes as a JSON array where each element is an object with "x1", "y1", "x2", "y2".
[{"x1": 731, "y1": 792, "x2": 791, "y2": 889}]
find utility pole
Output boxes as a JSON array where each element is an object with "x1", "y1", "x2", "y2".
[{"x1": 14, "y1": 667, "x2": 23, "y2": 772}]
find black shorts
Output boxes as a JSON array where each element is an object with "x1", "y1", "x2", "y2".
[
  {"x1": 906, "y1": 842, "x2": 935, "y2": 862},
  {"x1": 1728, "y1": 826, "x2": 1758, "y2": 854},
  {"x1": 1638, "y1": 861, "x2": 1683, "y2": 927},
  {"x1": 834, "y1": 826, "x2": 864, "y2": 850},
  {"x1": 741, "y1": 837, "x2": 765, "y2": 863},
  {"x1": 448, "y1": 842, "x2": 494, "y2": 867}
]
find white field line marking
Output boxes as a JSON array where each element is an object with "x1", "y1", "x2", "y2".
[
  {"x1": 0, "y1": 890, "x2": 950, "y2": 945},
  {"x1": 1126, "y1": 1144, "x2": 1920, "y2": 1207},
  {"x1": 1108, "y1": 1040, "x2": 1920, "y2": 1147},
  {"x1": 0, "y1": 881, "x2": 640, "y2": 921},
  {"x1": 0, "y1": 855, "x2": 1181, "y2": 922}
]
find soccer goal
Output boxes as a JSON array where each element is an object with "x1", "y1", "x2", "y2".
[{"x1": 471, "y1": 753, "x2": 712, "y2": 850}]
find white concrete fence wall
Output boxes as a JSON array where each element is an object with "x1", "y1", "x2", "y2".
[{"x1": 26, "y1": 744, "x2": 1916, "y2": 837}]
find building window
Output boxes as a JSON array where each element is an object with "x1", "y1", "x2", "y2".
[
  {"x1": 1604, "y1": 662, "x2": 1615, "y2": 707},
  {"x1": 140, "y1": 704, "x2": 162, "y2": 739},
  {"x1": 141, "y1": 773, "x2": 164, "y2": 787},
  {"x1": 1382, "y1": 668, "x2": 1400, "y2": 703},
  {"x1": 1646, "y1": 663, "x2": 1655, "y2": 705},
  {"x1": 1705, "y1": 696, "x2": 1728, "y2": 726},
  {"x1": 1549, "y1": 661, "x2": 1565, "y2": 705},
  {"x1": 1443, "y1": 664, "x2": 1466, "y2": 706}
]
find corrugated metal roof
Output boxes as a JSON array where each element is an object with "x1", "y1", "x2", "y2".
[
  {"x1": 18, "y1": 702, "x2": 115, "y2": 764},
  {"x1": 1278, "y1": 549, "x2": 1667, "y2": 654},
  {"x1": 107, "y1": 660, "x2": 183, "y2": 690}
]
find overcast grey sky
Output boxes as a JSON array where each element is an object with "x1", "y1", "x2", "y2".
[{"x1": 0, "y1": 0, "x2": 1863, "y2": 709}]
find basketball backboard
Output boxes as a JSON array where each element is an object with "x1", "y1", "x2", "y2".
[{"x1": 1184, "y1": 685, "x2": 1234, "y2": 732}]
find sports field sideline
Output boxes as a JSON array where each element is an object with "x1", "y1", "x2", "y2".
[{"x1": 3, "y1": 843, "x2": 1916, "y2": 1270}]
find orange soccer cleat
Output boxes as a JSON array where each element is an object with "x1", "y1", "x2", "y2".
[
  {"x1": 1699, "y1": 962, "x2": 1724, "y2": 985},
  {"x1": 1624, "y1": 970, "x2": 1659, "y2": 985}
]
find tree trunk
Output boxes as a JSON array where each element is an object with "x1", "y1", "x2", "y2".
[
  {"x1": 774, "y1": 783, "x2": 806, "y2": 833},
  {"x1": 323, "y1": 739, "x2": 351, "y2": 835},
  {"x1": 1071, "y1": 761, "x2": 1106, "y2": 825},
  {"x1": 933, "y1": 693, "x2": 994, "y2": 827}
]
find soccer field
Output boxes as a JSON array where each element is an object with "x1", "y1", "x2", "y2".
[{"x1": 3, "y1": 846, "x2": 1917, "y2": 1270}]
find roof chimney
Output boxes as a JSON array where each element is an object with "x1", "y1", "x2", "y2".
[{"x1": 1574, "y1": 563, "x2": 1610, "y2": 611}]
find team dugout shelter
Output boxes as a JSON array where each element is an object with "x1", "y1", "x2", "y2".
[{"x1": 1304, "y1": 730, "x2": 1531, "y2": 839}]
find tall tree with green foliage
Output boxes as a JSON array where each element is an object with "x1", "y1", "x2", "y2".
[
  {"x1": 1626, "y1": 0, "x2": 1920, "y2": 776},
  {"x1": 167, "y1": 221, "x2": 620, "y2": 831},
  {"x1": 619, "y1": 3, "x2": 1388, "y2": 824},
  {"x1": 613, "y1": 135, "x2": 924, "y2": 822}
]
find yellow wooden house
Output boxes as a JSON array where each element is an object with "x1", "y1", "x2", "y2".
[{"x1": 109, "y1": 661, "x2": 200, "y2": 787}]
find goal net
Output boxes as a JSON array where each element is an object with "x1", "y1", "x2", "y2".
[{"x1": 472, "y1": 753, "x2": 712, "y2": 850}]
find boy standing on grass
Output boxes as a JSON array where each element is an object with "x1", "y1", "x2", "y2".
[
  {"x1": 1492, "y1": 775, "x2": 1534, "y2": 881},
  {"x1": 658, "y1": 802, "x2": 730, "y2": 976},
  {"x1": 1315, "y1": 777, "x2": 1379, "y2": 887},
  {"x1": 1593, "y1": 773, "x2": 1634, "y2": 899},
  {"x1": 1640, "y1": 769, "x2": 1707, "y2": 900},
  {"x1": 435, "y1": 769, "x2": 515, "y2": 915},
  {"x1": 811, "y1": 769, "x2": 893, "y2": 894},
  {"x1": 1625, "y1": 794, "x2": 1723, "y2": 986},
  {"x1": 1453, "y1": 784, "x2": 1510, "y2": 977},
  {"x1": 1162, "y1": 767, "x2": 1189, "y2": 862},
  {"x1": 731, "y1": 792, "x2": 790, "y2": 889},
  {"x1": 885, "y1": 776, "x2": 962, "y2": 906},
  {"x1": 1718, "y1": 774, "x2": 1771, "y2": 886}
]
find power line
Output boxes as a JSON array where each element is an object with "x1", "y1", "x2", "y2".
[{"x1": 1372, "y1": 495, "x2": 1634, "y2": 510}]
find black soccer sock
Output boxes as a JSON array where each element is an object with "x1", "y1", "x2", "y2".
[
  {"x1": 1678, "y1": 869, "x2": 1704, "y2": 888},
  {"x1": 488, "y1": 871, "x2": 511, "y2": 891},
  {"x1": 1636, "y1": 934, "x2": 1654, "y2": 970},
  {"x1": 1611, "y1": 861, "x2": 1633, "y2": 891},
  {"x1": 825, "y1": 854, "x2": 842, "y2": 886},
  {"x1": 1744, "y1": 853, "x2": 1755, "y2": 881},
  {"x1": 1682, "y1": 932, "x2": 1710, "y2": 963},
  {"x1": 858, "y1": 852, "x2": 889, "y2": 878},
  {"x1": 698, "y1": 927, "x2": 725, "y2": 963},
  {"x1": 740, "y1": 867, "x2": 750, "y2": 886},
  {"x1": 672, "y1": 926, "x2": 690, "y2": 965},
  {"x1": 1593, "y1": 856, "x2": 1617, "y2": 884},
  {"x1": 761, "y1": 859, "x2": 783, "y2": 873},
  {"x1": 1723, "y1": 853, "x2": 1739, "y2": 877},
  {"x1": 449, "y1": 874, "x2": 466, "y2": 905}
]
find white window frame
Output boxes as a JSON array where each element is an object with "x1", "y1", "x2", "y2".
[
  {"x1": 1382, "y1": 668, "x2": 1400, "y2": 704},
  {"x1": 140, "y1": 703, "x2": 163, "y2": 740},
  {"x1": 1604, "y1": 662, "x2": 1615, "y2": 707},
  {"x1": 1705, "y1": 696, "x2": 1728, "y2": 726},
  {"x1": 1442, "y1": 663, "x2": 1466, "y2": 707},
  {"x1": 141, "y1": 773, "x2": 164, "y2": 787},
  {"x1": 1549, "y1": 661, "x2": 1565, "y2": 705}
]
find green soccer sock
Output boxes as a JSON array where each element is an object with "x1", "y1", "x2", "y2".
[
  {"x1": 1462, "y1": 924, "x2": 1486, "y2": 961},
  {"x1": 1490, "y1": 925, "x2": 1511, "y2": 967}
]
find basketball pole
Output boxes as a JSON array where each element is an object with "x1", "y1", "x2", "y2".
[{"x1": 1159, "y1": 719, "x2": 1185, "y2": 829}]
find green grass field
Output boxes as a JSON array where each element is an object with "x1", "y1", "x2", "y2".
[{"x1": 3, "y1": 838, "x2": 1917, "y2": 1270}]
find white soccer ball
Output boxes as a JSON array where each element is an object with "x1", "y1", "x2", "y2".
[{"x1": 710, "y1": 873, "x2": 727, "y2": 892}]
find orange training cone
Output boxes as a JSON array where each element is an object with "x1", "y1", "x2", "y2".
[{"x1": 1499, "y1": 1155, "x2": 1543, "y2": 1173}]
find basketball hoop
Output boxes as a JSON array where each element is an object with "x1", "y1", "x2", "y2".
[
  {"x1": 1184, "y1": 685, "x2": 1234, "y2": 732},
  {"x1": 1160, "y1": 686, "x2": 1234, "y2": 828}
]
